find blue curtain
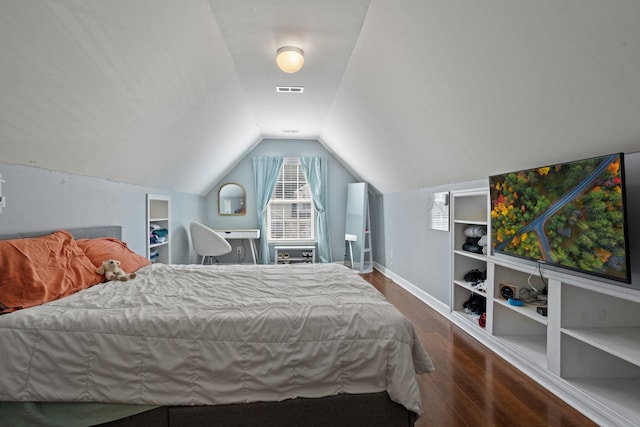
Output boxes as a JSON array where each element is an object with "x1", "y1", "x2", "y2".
[
  {"x1": 252, "y1": 156, "x2": 283, "y2": 264},
  {"x1": 301, "y1": 157, "x2": 332, "y2": 263}
]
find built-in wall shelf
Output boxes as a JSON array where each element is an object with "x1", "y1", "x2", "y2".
[
  {"x1": 451, "y1": 310, "x2": 483, "y2": 330},
  {"x1": 496, "y1": 334, "x2": 547, "y2": 367},
  {"x1": 562, "y1": 327, "x2": 640, "y2": 366},
  {"x1": 493, "y1": 298, "x2": 548, "y2": 325},
  {"x1": 447, "y1": 186, "x2": 640, "y2": 426},
  {"x1": 568, "y1": 377, "x2": 640, "y2": 425},
  {"x1": 452, "y1": 249, "x2": 486, "y2": 261},
  {"x1": 449, "y1": 189, "x2": 490, "y2": 337}
]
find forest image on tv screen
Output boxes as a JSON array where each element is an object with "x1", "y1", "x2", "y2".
[{"x1": 490, "y1": 153, "x2": 628, "y2": 281}]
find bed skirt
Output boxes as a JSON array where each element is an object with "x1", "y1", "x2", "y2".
[{"x1": 97, "y1": 392, "x2": 415, "y2": 427}]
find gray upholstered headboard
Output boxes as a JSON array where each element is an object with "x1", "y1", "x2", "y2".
[{"x1": 0, "y1": 226, "x2": 122, "y2": 241}]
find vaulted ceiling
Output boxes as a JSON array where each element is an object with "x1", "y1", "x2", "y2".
[{"x1": 1, "y1": 0, "x2": 640, "y2": 195}]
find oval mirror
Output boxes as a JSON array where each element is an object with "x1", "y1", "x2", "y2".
[{"x1": 218, "y1": 183, "x2": 246, "y2": 215}]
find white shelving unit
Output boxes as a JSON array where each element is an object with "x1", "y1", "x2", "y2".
[
  {"x1": 274, "y1": 245, "x2": 315, "y2": 264},
  {"x1": 450, "y1": 189, "x2": 489, "y2": 331},
  {"x1": 146, "y1": 194, "x2": 171, "y2": 264},
  {"x1": 449, "y1": 186, "x2": 640, "y2": 426},
  {"x1": 489, "y1": 258, "x2": 550, "y2": 369},
  {"x1": 559, "y1": 280, "x2": 640, "y2": 425}
]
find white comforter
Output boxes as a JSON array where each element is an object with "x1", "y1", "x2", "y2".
[{"x1": 0, "y1": 263, "x2": 434, "y2": 415}]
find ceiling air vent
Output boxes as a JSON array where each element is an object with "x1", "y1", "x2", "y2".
[{"x1": 276, "y1": 86, "x2": 304, "y2": 93}]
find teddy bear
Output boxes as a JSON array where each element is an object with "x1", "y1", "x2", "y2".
[{"x1": 97, "y1": 259, "x2": 137, "y2": 281}]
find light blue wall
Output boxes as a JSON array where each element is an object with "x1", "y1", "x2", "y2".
[
  {"x1": 203, "y1": 139, "x2": 360, "y2": 263},
  {"x1": 0, "y1": 163, "x2": 205, "y2": 264},
  {"x1": 372, "y1": 180, "x2": 486, "y2": 305}
]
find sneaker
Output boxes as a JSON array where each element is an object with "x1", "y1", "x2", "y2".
[
  {"x1": 462, "y1": 243, "x2": 483, "y2": 254},
  {"x1": 471, "y1": 281, "x2": 487, "y2": 292},
  {"x1": 463, "y1": 269, "x2": 484, "y2": 283}
]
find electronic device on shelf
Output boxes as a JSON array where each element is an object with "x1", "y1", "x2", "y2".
[
  {"x1": 489, "y1": 153, "x2": 631, "y2": 284},
  {"x1": 499, "y1": 283, "x2": 517, "y2": 300}
]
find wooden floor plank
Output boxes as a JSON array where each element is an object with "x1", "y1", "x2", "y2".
[{"x1": 360, "y1": 270, "x2": 597, "y2": 427}]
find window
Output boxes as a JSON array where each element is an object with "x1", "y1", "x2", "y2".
[{"x1": 267, "y1": 158, "x2": 315, "y2": 241}]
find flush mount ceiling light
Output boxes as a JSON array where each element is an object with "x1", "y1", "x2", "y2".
[{"x1": 276, "y1": 46, "x2": 304, "y2": 73}]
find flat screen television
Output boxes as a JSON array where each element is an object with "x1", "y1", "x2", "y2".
[{"x1": 489, "y1": 153, "x2": 631, "y2": 284}]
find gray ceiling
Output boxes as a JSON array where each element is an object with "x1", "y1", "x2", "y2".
[{"x1": 1, "y1": 0, "x2": 640, "y2": 195}]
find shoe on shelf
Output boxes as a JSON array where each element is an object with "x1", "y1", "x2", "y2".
[
  {"x1": 471, "y1": 281, "x2": 487, "y2": 292},
  {"x1": 463, "y1": 269, "x2": 486, "y2": 283},
  {"x1": 462, "y1": 243, "x2": 483, "y2": 254}
]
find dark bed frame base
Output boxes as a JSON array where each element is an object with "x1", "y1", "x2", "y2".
[{"x1": 97, "y1": 392, "x2": 416, "y2": 427}]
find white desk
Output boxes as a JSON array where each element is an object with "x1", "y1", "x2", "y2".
[{"x1": 215, "y1": 229, "x2": 260, "y2": 264}]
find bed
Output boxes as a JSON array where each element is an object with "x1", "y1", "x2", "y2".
[{"x1": 0, "y1": 226, "x2": 434, "y2": 427}]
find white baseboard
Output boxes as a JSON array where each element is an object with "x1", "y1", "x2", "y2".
[{"x1": 373, "y1": 262, "x2": 450, "y2": 317}]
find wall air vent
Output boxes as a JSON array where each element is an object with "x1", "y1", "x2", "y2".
[{"x1": 276, "y1": 86, "x2": 304, "y2": 93}]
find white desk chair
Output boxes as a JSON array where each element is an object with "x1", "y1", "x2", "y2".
[{"x1": 190, "y1": 222, "x2": 232, "y2": 264}]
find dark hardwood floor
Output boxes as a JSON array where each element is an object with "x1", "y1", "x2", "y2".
[{"x1": 360, "y1": 270, "x2": 597, "y2": 427}]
